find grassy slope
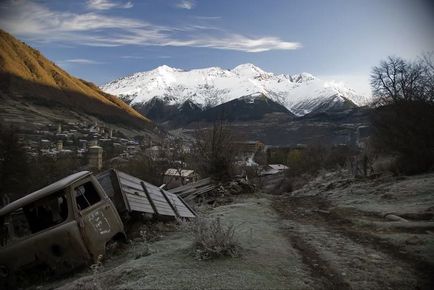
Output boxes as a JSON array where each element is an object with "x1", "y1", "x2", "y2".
[{"x1": 0, "y1": 29, "x2": 150, "y2": 127}]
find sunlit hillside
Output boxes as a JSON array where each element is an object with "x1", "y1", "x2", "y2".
[{"x1": 0, "y1": 29, "x2": 150, "y2": 128}]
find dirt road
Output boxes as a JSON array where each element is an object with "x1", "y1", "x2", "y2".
[{"x1": 272, "y1": 172, "x2": 434, "y2": 290}]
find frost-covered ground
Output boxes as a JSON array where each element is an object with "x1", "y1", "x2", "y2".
[
  {"x1": 45, "y1": 197, "x2": 312, "y2": 290},
  {"x1": 35, "y1": 172, "x2": 434, "y2": 290},
  {"x1": 275, "y1": 171, "x2": 434, "y2": 289}
]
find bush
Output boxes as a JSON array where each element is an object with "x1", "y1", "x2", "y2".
[
  {"x1": 192, "y1": 122, "x2": 238, "y2": 181},
  {"x1": 286, "y1": 145, "x2": 355, "y2": 179},
  {"x1": 371, "y1": 102, "x2": 434, "y2": 174},
  {"x1": 370, "y1": 53, "x2": 434, "y2": 174},
  {"x1": 188, "y1": 217, "x2": 241, "y2": 260}
]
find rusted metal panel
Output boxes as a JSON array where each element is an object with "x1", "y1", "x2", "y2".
[
  {"x1": 164, "y1": 191, "x2": 195, "y2": 218},
  {"x1": 144, "y1": 183, "x2": 176, "y2": 216},
  {"x1": 96, "y1": 170, "x2": 195, "y2": 219},
  {"x1": 125, "y1": 194, "x2": 154, "y2": 213},
  {"x1": 168, "y1": 177, "x2": 212, "y2": 195},
  {"x1": 143, "y1": 180, "x2": 196, "y2": 219},
  {"x1": 116, "y1": 171, "x2": 155, "y2": 215}
]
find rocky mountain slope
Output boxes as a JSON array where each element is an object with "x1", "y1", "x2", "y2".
[
  {"x1": 0, "y1": 29, "x2": 153, "y2": 131},
  {"x1": 135, "y1": 93, "x2": 294, "y2": 124},
  {"x1": 102, "y1": 63, "x2": 369, "y2": 118}
]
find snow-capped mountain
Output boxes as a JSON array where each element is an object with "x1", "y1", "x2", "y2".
[{"x1": 101, "y1": 63, "x2": 369, "y2": 116}]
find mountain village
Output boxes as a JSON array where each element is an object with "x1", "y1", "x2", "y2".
[{"x1": 0, "y1": 1, "x2": 433, "y2": 289}]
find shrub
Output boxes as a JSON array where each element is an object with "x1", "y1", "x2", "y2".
[
  {"x1": 188, "y1": 217, "x2": 241, "y2": 260},
  {"x1": 371, "y1": 102, "x2": 434, "y2": 174},
  {"x1": 286, "y1": 145, "x2": 355, "y2": 180},
  {"x1": 286, "y1": 146, "x2": 326, "y2": 177},
  {"x1": 192, "y1": 122, "x2": 238, "y2": 181},
  {"x1": 90, "y1": 255, "x2": 104, "y2": 290},
  {"x1": 370, "y1": 53, "x2": 434, "y2": 174}
]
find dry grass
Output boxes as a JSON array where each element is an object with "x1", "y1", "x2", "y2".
[
  {"x1": 90, "y1": 255, "x2": 104, "y2": 290},
  {"x1": 183, "y1": 217, "x2": 241, "y2": 260},
  {"x1": 0, "y1": 29, "x2": 150, "y2": 128}
]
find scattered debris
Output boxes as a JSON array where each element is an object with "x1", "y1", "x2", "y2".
[{"x1": 170, "y1": 177, "x2": 255, "y2": 206}]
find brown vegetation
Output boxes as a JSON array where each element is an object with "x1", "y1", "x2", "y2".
[
  {"x1": 185, "y1": 217, "x2": 241, "y2": 260},
  {"x1": 0, "y1": 29, "x2": 150, "y2": 129},
  {"x1": 192, "y1": 122, "x2": 239, "y2": 180}
]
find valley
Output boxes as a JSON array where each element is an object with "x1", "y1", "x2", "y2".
[{"x1": 1, "y1": 1, "x2": 432, "y2": 289}]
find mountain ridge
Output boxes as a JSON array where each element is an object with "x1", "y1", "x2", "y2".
[
  {"x1": 102, "y1": 63, "x2": 369, "y2": 117},
  {"x1": 0, "y1": 29, "x2": 152, "y2": 130}
]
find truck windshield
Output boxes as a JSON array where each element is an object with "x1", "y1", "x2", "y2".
[{"x1": 0, "y1": 190, "x2": 68, "y2": 246}]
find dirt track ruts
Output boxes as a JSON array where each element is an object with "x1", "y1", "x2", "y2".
[{"x1": 273, "y1": 195, "x2": 434, "y2": 290}]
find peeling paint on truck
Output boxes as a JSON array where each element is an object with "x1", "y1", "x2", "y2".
[{"x1": 88, "y1": 210, "x2": 111, "y2": 235}]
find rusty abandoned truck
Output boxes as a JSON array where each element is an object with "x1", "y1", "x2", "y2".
[{"x1": 0, "y1": 169, "x2": 195, "y2": 279}]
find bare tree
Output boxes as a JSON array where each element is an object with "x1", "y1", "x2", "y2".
[
  {"x1": 420, "y1": 52, "x2": 434, "y2": 103},
  {"x1": 370, "y1": 53, "x2": 434, "y2": 174},
  {"x1": 371, "y1": 54, "x2": 434, "y2": 105},
  {"x1": 192, "y1": 121, "x2": 238, "y2": 180}
]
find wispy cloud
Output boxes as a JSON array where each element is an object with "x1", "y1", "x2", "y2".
[
  {"x1": 193, "y1": 16, "x2": 222, "y2": 20},
  {"x1": 120, "y1": 55, "x2": 171, "y2": 60},
  {"x1": 64, "y1": 58, "x2": 104, "y2": 64},
  {"x1": 176, "y1": 0, "x2": 195, "y2": 10},
  {"x1": 120, "y1": 55, "x2": 145, "y2": 59},
  {"x1": 86, "y1": 0, "x2": 133, "y2": 10},
  {"x1": 0, "y1": 0, "x2": 301, "y2": 53}
]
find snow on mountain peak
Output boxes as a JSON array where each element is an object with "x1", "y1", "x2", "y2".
[
  {"x1": 291, "y1": 72, "x2": 316, "y2": 83},
  {"x1": 153, "y1": 64, "x2": 183, "y2": 74},
  {"x1": 101, "y1": 64, "x2": 369, "y2": 116},
  {"x1": 232, "y1": 63, "x2": 266, "y2": 75}
]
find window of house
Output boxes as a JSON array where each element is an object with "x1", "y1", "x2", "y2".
[{"x1": 74, "y1": 182, "x2": 101, "y2": 211}]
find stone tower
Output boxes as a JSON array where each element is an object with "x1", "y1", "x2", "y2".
[
  {"x1": 56, "y1": 140, "x2": 63, "y2": 151},
  {"x1": 88, "y1": 146, "x2": 103, "y2": 171}
]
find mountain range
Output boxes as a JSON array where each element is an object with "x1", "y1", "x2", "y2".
[{"x1": 102, "y1": 64, "x2": 370, "y2": 124}]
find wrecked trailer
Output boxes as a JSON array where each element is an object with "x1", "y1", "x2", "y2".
[
  {"x1": 0, "y1": 171, "x2": 125, "y2": 278},
  {"x1": 0, "y1": 170, "x2": 196, "y2": 280},
  {"x1": 96, "y1": 169, "x2": 196, "y2": 219}
]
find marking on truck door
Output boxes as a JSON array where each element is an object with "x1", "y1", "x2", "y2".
[{"x1": 88, "y1": 210, "x2": 111, "y2": 235}]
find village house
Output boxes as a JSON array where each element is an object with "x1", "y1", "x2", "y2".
[
  {"x1": 233, "y1": 140, "x2": 266, "y2": 166},
  {"x1": 163, "y1": 168, "x2": 199, "y2": 189}
]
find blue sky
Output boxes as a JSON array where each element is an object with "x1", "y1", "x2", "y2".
[{"x1": 0, "y1": 0, "x2": 433, "y2": 96}]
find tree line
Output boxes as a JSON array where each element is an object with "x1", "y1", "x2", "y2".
[{"x1": 370, "y1": 52, "x2": 434, "y2": 174}]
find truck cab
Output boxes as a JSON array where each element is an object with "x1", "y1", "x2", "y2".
[{"x1": 0, "y1": 171, "x2": 125, "y2": 279}]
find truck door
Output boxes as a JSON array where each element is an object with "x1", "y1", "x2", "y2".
[{"x1": 72, "y1": 178, "x2": 124, "y2": 261}]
